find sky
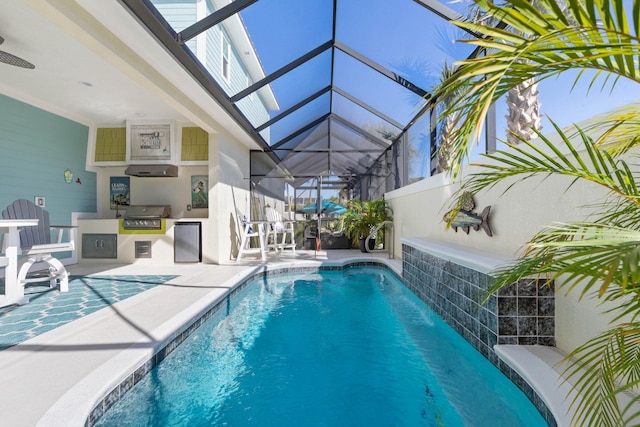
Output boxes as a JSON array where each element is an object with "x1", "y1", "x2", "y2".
[
  {"x1": 239, "y1": 0, "x2": 476, "y2": 145},
  {"x1": 242, "y1": 0, "x2": 640, "y2": 189},
  {"x1": 157, "y1": 0, "x2": 640, "y2": 190}
]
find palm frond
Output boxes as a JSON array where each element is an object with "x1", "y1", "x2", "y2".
[
  {"x1": 488, "y1": 223, "x2": 640, "y2": 300},
  {"x1": 581, "y1": 104, "x2": 640, "y2": 156},
  {"x1": 455, "y1": 120, "x2": 640, "y2": 220},
  {"x1": 431, "y1": 0, "x2": 640, "y2": 177},
  {"x1": 564, "y1": 323, "x2": 640, "y2": 426},
  {"x1": 588, "y1": 196, "x2": 640, "y2": 230},
  {"x1": 433, "y1": 2, "x2": 640, "y2": 424}
]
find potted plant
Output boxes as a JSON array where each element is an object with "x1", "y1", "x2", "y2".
[{"x1": 343, "y1": 198, "x2": 392, "y2": 252}]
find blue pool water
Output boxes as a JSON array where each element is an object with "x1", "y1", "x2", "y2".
[{"x1": 95, "y1": 267, "x2": 547, "y2": 426}]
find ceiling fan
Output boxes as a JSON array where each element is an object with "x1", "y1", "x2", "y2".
[{"x1": 0, "y1": 35, "x2": 35, "y2": 69}]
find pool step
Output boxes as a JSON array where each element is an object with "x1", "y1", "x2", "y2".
[{"x1": 495, "y1": 344, "x2": 640, "y2": 427}]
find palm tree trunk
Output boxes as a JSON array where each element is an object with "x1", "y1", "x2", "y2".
[
  {"x1": 505, "y1": 77, "x2": 543, "y2": 144},
  {"x1": 437, "y1": 113, "x2": 456, "y2": 172}
]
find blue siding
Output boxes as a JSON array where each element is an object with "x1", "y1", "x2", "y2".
[
  {"x1": 151, "y1": 0, "x2": 196, "y2": 29},
  {"x1": 159, "y1": 0, "x2": 271, "y2": 141},
  {"x1": 151, "y1": 0, "x2": 198, "y2": 52},
  {"x1": 0, "y1": 94, "x2": 96, "y2": 225}
]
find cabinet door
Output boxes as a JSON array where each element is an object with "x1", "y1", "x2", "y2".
[{"x1": 82, "y1": 234, "x2": 117, "y2": 259}]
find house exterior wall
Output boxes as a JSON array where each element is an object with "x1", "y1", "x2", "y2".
[
  {"x1": 157, "y1": 0, "x2": 271, "y2": 140},
  {"x1": 205, "y1": 129, "x2": 251, "y2": 263},
  {"x1": 0, "y1": 94, "x2": 96, "y2": 225},
  {"x1": 203, "y1": 0, "x2": 270, "y2": 136},
  {"x1": 151, "y1": 1, "x2": 197, "y2": 31},
  {"x1": 151, "y1": 1, "x2": 199, "y2": 57}
]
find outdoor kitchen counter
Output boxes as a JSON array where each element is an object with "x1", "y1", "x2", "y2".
[{"x1": 77, "y1": 218, "x2": 203, "y2": 264}]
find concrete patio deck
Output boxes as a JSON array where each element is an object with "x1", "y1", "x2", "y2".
[{"x1": 0, "y1": 249, "x2": 398, "y2": 427}]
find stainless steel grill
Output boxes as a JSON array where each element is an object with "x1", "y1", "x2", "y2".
[{"x1": 122, "y1": 205, "x2": 171, "y2": 230}]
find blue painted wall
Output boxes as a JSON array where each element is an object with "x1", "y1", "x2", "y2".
[{"x1": 0, "y1": 94, "x2": 97, "y2": 226}]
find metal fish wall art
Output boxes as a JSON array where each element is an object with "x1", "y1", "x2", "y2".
[{"x1": 443, "y1": 192, "x2": 493, "y2": 237}]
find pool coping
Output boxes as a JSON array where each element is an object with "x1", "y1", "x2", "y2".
[
  {"x1": 495, "y1": 345, "x2": 577, "y2": 426},
  {"x1": 496, "y1": 344, "x2": 640, "y2": 427},
  {"x1": 400, "y1": 237, "x2": 514, "y2": 275},
  {"x1": 37, "y1": 258, "x2": 402, "y2": 427}
]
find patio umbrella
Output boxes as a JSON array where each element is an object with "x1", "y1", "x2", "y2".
[{"x1": 300, "y1": 200, "x2": 347, "y2": 215}]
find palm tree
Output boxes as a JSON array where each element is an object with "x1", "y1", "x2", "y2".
[
  {"x1": 435, "y1": 61, "x2": 459, "y2": 172},
  {"x1": 502, "y1": 0, "x2": 547, "y2": 145},
  {"x1": 431, "y1": 0, "x2": 640, "y2": 425},
  {"x1": 503, "y1": 1, "x2": 578, "y2": 145}
]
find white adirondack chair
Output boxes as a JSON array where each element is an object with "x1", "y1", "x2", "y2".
[
  {"x1": 264, "y1": 206, "x2": 296, "y2": 253},
  {"x1": 236, "y1": 212, "x2": 268, "y2": 262},
  {"x1": 1, "y1": 199, "x2": 75, "y2": 293}
]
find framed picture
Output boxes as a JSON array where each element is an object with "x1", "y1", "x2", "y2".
[
  {"x1": 127, "y1": 121, "x2": 173, "y2": 162},
  {"x1": 110, "y1": 176, "x2": 130, "y2": 210},
  {"x1": 191, "y1": 175, "x2": 208, "y2": 209}
]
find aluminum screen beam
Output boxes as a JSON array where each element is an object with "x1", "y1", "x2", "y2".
[
  {"x1": 412, "y1": 0, "x2": 484, "y2": 38},
  {"x1": 256, "y1": 86, "x2": 331, "y2": 132},
  {"x1": 412, "y1": 0, "x2": 462, "y2": 22},
  {"x1": 330, "y1": 115, "x2": 390, "y2": 149},
  {"x1": 270, "y1": 113, "x2": 331, "y2": 150},
  {"x1": 231, "y1": 41, "x2": 333, "y2": 103},
  {"x1": 177, "y1": 0, "x2": 259, "y2": 43}
]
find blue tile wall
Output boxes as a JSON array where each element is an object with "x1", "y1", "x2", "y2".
[{"x1": 402, "y1": 243, "x2": 556, "y2": 426}]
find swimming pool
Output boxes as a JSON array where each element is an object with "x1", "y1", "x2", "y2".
[{"x1": 94, "y1": 266, "x2": 547, "y2": 426}]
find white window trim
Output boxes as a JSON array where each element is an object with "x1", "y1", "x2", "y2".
[{"x1": 221, "y1": 34, "x2": 231, "y2": 84}]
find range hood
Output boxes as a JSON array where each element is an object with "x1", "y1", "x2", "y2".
[{"x1": 124, "y1": 164, "x2": 178, "y2": 177}]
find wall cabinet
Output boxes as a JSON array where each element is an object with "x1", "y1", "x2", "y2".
[
  {"x1": 82, "y1": 233, "x2": 117, "y2": 259},
  {"x1": 93, "y1": 125, "x2": 208, "y2": 165}
]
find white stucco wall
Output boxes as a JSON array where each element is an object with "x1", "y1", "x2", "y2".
[
  {"x1": 205, "y1": 129, "x2": 251, "y2": 264},
  {"x1": 386, "y1": 132, "x2": 625, "y2": 354}
]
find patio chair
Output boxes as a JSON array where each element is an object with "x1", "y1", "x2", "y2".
[
  {"x1": 236, "y1": 213, "x2": 268, "y2": 261},
  {"x1": 1, "y1": 199, "x2": 75, "y2": 291},
  {"x1": 264, "y1": 206, "x2": 296, "y2": 253}
]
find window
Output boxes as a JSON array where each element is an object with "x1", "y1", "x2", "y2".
[{"x1": 221, "y1": 35, "x2": 230, "y2": 82}]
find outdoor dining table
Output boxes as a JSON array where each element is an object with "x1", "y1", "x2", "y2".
[{"x1": 0, "y1": 219, "x2": 39, "y2": 308}]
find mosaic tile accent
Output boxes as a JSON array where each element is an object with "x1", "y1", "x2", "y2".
[
  {"x1": 0, "y1": 275, "x2": 177, "y2": 350},
  {"x1": 401, "y1": 243, "x2": 556, "y2": 426}
]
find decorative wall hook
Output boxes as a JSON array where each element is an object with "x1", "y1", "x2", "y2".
[{"x1": 64, "y1": 169, "x2": 73, "y2": 183}]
